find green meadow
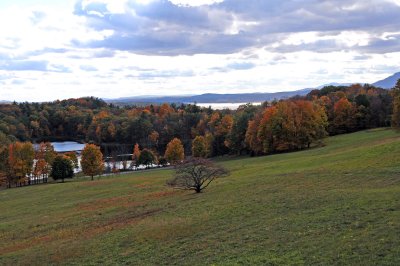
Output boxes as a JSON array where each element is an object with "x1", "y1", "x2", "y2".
[{"x1": 1, "y1": 128, "x2": 400, "y2": 265}]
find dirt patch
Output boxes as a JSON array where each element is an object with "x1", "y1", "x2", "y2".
[
  {"x1": 82, "y1": 208, "x2": 163, "y2": 239},
  {"x1": 0, "y1": 235, "x2": 52, "y2": 256}
]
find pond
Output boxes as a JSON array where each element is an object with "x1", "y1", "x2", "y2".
[{"x1": 51, "y1": 141, "x2": 85, "y2": 153}]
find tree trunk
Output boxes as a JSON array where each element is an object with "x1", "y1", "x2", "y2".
[{"x1": 91, "y1": 175, "x2": 94, "y2": 181}]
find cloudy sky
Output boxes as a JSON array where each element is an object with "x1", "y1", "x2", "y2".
[{"x1": 1, "y1": 0, "x2": 400, "y2": 101}]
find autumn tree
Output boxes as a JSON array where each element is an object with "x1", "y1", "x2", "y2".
[
  {"x1": 227, "y1": 104, "x2": 258, "y2": 154},
  {"x1": 0, "y1": 168, "x2": 6, "y2": 187},
  {"x1": 7, "y1": 142, "x2": 35, "y2": 187},
  {"x1": 34, "y1": 142, "x2": 56, "y2": 184},
  {"x1": 64, "y1": 151, "x2": 79, "y2": 170},
  {"x1": 245, "y1": 113, "x2": 263, "y2": 155},
  {"x1": 209, "y1": 113, "x2": 234, "y2": 155},
  {"x1": 132, "y1": 143, "x2": 141, "y2": 166},
  {"x1": 81, "y1": 144, "x2": 104, "y2": 180},
  {"x1": 391, "y1": 79, "x2": 400, "y2": 128},
  {"x1": 107, "y1": 123, "x2": 116, "y2": 140},
  {"x1": 204, "y1": 132, "x2": 214, "y2": 157},
  {"x1": 192, "y1": 136, "x2": 208, "y2": 158},
  {"x1": 333, "y1": 97, "x2": 357, "y2": 134},
  {"x1": 254, "y1": 100, "x2": 327, "y2": 154},
  {"x1": 0, "y1": 132, "x2": 11, "y2": 187},
  {"x1": 51, "y1": 155, "x2": 74, "y2": 183},
  {"x1": 165, "y1": 138, "x2": 184, "y2": 164},
  {"x1": 257, "y1": 105, "x2": 278, "y2": 153},
  {"x1": 149, "y1": 131, "x2": 159, "y2": 145},
  {"x1": 158, "y1": 103, "x2": 174, "y2": 118},
  {"x1": 293, "y1": 100, "x2": 328, "y2": 148},
  {"x1": 167, "y1": 158, "x2": 229, "y2": 193}
]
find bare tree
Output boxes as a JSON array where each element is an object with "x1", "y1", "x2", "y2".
[{"x1": 167, "y1": 158, "x2": 229, "y2": 193}]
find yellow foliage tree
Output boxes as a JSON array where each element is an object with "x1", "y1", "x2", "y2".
[{"x1": 81, "y1": 144, "x2": 104, "y2": 181}]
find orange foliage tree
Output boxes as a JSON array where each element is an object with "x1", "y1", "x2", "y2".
[
  {"x1": 245, "y1": 113, "x2": 263, "y2": 155},
  {"x1": 7, "y1": 142, "x2": 35, "y2": 187},
  {"x1": 333, "y1": 97, "x2": 357, "y2": 134},
  {"x1": 207, "y1": 112, "x2": 234, "y2": 155},
  {"x1": 250, "y1": 100, "x2": 327, "y2": 154},
  {"x1": 165, "y1": 138, "x2": 184, "y2": 164},
  {"x1": 132, "y1": 143, "x2": 141, "y2": 166},
  {"x1": 34, "y1": 142, "x2": 56, "y2": 184}
]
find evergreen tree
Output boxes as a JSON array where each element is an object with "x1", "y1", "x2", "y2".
[{"x1": 51, "y1": 155, "x2": 74, "y2": 183}]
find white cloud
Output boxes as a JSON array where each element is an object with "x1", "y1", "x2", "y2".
[
  {"x1": 0, "y1": 0, "x2": 399, "y2": 102},
  {"x1": 170, "y1": 0, "x2": 224, "y2": 6}
]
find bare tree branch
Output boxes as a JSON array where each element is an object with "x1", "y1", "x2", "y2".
[{"x1": 167, "y1": 158, "x2": 229, "y2": 193}]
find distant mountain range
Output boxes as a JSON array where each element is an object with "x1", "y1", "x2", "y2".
[
  {"x1": 1, "y1": 72, "x2": 399, "y2": 104},
  {"x1": 316, "y1": 82, "x2": 353, "y2": 89},
  {"x1": 372, "y1": 72, "x2": 400, "y2": 89},
  {"x1": 107, "y1": 89, "x2": 313, "y2": 105},
  {"x1": 107, "y1": 72, "x2": 399, "y2": 105}
]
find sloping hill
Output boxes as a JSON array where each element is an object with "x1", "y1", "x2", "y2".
[
  {"x1": 1, "y1": 129, "x2": 400, "y2": 265},
  {"x1": 373, "y1": 72, "x2": 400, "y2": 89}
]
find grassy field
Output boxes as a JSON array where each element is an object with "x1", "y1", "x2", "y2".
[{"x1": 1, "y1": 128, "x2": 400, "y2": 265}]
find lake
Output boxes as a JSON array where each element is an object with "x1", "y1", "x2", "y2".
[
  {"x1": 51, "y1": 141, "x2": 85, "y2": 153},
  {"x1": 193, "y1": 102, "x2": 262, "y2": 110}
]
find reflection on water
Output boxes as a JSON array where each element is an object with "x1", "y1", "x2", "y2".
[{"x1": 51, "y1": 141, "x2": 85, "y2": 153}]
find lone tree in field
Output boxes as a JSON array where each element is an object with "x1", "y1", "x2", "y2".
[
  {"x1": 81, "y1": 144, "x2": 104, "y2": 180},
  {"x1": 51, "y1": 155, "x2": 74, "y2": 183},
  {"x1": 167, "y1": 158, "x2": 229, "y2": 193},
  {"x1": 165, "y1": 138, "x2": 184, "y2": 165}
]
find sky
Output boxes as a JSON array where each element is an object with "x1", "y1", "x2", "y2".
[{"x1": 0, "y1": 0, "x2": 400, "y2": 102}]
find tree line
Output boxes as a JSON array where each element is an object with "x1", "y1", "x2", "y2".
[
  {"x1": 0, "y1": 134, "x2": 191, "y2": 188},
  {"x1": 0, "y1": 81, "x2": 399, "y2": 188}
]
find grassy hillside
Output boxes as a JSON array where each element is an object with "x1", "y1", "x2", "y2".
[{"x1": 1, "y1": 129, "x2": 400, "y2": 265}]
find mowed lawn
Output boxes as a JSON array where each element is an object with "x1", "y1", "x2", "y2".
[{"x1": 1, "y1": 129, "x2": 400, "y2": 265}]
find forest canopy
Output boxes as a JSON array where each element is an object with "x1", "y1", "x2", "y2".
[{"x1": 0, "y1": 84, "x2": 394, "y2": 158}]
